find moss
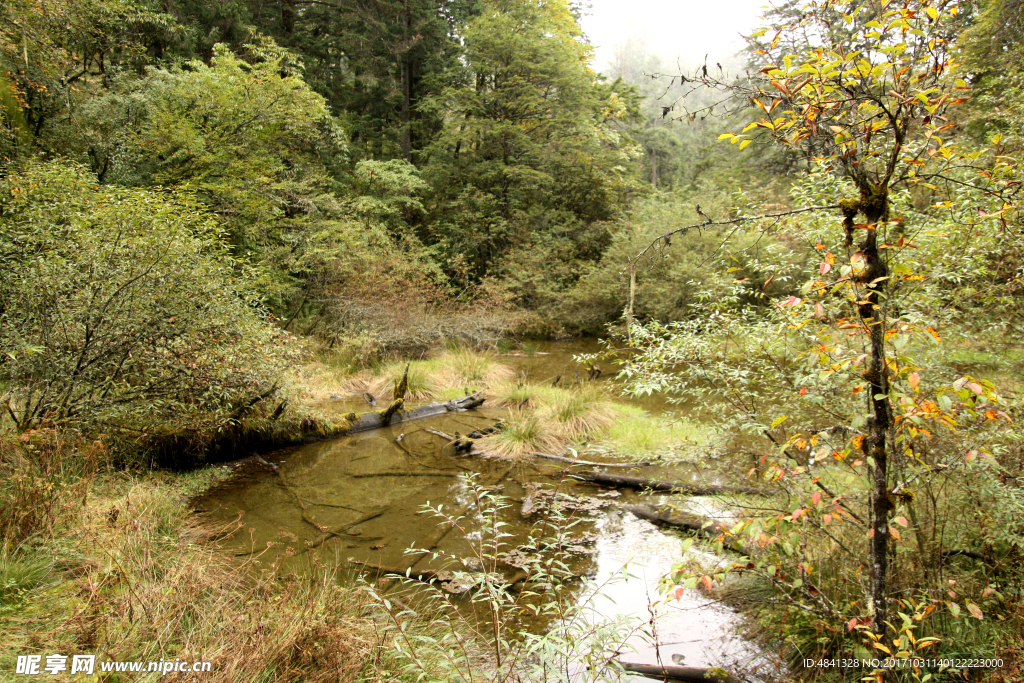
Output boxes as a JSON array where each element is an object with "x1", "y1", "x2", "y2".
[{"x1": 378, "y1": 397, "x2": 404, "y2": 425}]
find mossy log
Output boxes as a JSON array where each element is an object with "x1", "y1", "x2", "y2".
[
  {"x1": 611, "y1": 661, "x2": 738, "y2": 683},
  {"x1": 571, "y1": 471, "x2": 766, "y2": 496},
  {"x1": 622, "y1": 504, "x2": 747, "y2": 555}
]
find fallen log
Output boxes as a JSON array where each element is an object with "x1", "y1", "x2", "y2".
[
  {"x1": 349, "y1": 560, "x2": 450, "y2": 583},
  {"x1": 611, "y1": 661, "x2": 738, "y2": 683},
  {"x1": 571, "y1": 471, "x2": 766, "y2": 497},
  {"x1": 343, "y1": 392, "x2": 485, "y2": 434},
  {"x1": 623, "y1": 504, "x2": 747, "y2": 555},
  {"x1": 350, "y1": 471, "x2": 460, "y2": 478},
  {"x1": 530, "y1": 452, "x2": 656, "y2": 468}
]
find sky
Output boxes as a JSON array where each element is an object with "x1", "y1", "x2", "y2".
[{"x1": 579, "y1": 0, "x2": 771, "y2": 73}]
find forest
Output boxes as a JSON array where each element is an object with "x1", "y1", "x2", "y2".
[{"x1": 1, "y1": 0, "x2": 1022, "y2": 681}]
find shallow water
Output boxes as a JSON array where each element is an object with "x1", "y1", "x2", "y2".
[{"x1": 197, "y1": 342, "x2": 779, "y2": 681}]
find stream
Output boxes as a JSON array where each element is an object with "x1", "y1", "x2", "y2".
[{"x1": 196, "y1": 341, "x2": 783, "y2": 682}]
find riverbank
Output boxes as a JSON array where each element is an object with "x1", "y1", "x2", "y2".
[
  {"x1": 4, "y1": 342, "x2": 1022, "y2": 683},
  {"x1": 0, "y1": 457, "x2": 388, "y2": 682}
]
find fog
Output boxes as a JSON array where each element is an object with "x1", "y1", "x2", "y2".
[{"x1": 580, "y1": 0, "x2": 769, "y2": 72}]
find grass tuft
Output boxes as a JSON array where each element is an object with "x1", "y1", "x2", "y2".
[
  {"x1": 476, "y1": 411, "x2": 559, "y2": 458},
  {"x1": 539, "y1": 385, "x2": 616, "y2": 442},
  {"x1": 342, "y1": 348, "x2": 513, "y2": 403}
]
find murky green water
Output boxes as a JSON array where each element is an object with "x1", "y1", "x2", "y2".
[{"x1": 196, "y1": 341, "x2": 778, "y2": 680}]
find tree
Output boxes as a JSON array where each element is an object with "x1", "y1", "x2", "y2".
[
  {"x1": 424, "y1": 0, "x2": 640, "y2": 280},
  {"x1": 622, "y1": 0, "x2": 1021, "y2": 660}
]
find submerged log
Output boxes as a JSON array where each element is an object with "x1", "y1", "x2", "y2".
[
  {"x1": 611, "y1": 661, "x2": 738, "y2": 683},
  {"x1": 345, "y1": 392, "x2": 485, "y2": 434},
  {"x1": 530, "y1": 452, "x2": 656, "y2": 468},
  {"x1": 623, "y1": 504, "x2": 747, "y2": 554},
  {"x1": 570, "y1": 471, "x2": 766, "y2": 497}
]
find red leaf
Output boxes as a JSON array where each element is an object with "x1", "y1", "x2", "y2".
[
  {"x1": 820, "y1": 262, "x2": 832, "y2": 275},
  {"x1": 701, "y1": 575, "x2": 714, "y2": 592}
]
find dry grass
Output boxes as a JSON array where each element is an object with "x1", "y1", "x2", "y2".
[
  {"x1": 282, "y1": 360, "x2": 356, "y2": 405},
  {"x1": 538, "y1": 385, "x2": 615, "y2": 442},
  {"x1": 475, "y1": 411, "x2": 560, "y2": 458},
  {"x1": 0, "y1": 455, "x2": 387, "y2": 683},
  {"x1": 341, "y1": 349, "x2": 514, "y2": 403}
]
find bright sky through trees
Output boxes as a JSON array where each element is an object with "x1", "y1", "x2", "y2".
[{"x1": 581, "y1": 0, "x2": 768, "y2": 71}]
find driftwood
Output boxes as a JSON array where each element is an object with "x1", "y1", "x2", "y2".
[
  {"x1": 571, "y1": 471, "x2": 766, "y2": 497},
  {"x1": 611, "y1": 661, "x2": 738, "y2": 683},
  {"x1": 623, "y1": 504, "x2": 747, "y2": 555},
  {"x1": 345, "y1": 392, "x2": 485, "y2": 434},
  {"x1": 307, "y1": 508, "x2": 388, "y2": 549},
  {"x1": 349, "y1": 560, "x2": 450, "y2": 583},
  {"x1": 350, "y1": 471, "x2": 460, "y2": 478},
  {"x1": 530, "y1": 452, "x2": 656, "y2": 468}
]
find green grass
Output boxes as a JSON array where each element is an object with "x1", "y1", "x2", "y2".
[
  {"x1": 0, "y1": 550, "x2": 51, "y2": 605},
  {"x1": 600, "y1": 404, "x2": 712, "y2": 460}
]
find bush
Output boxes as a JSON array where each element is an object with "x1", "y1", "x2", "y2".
[{"x1": 0, "y1": 161, "x2": 297, "y2": 436}]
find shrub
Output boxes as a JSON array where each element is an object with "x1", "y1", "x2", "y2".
[{"x1": 0, "y1": 161, "x2": 297, "y2": 435}]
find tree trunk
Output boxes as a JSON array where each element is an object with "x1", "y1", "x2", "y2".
[
  {"x1": 281, "y1": 0, "x2": 296, "y2": 34},
  {"x1": 400, "y1": 2, "x2": 412, "y2": 160},
  {"x1": 856, "y1": 185, "x2": 893, "y2": 638},
  {"x1": 651, "y1": 148, "x2": 658, "y2": 188}
]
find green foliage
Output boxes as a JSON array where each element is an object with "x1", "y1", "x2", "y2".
[
  {"x1": 0, "y1": 161, "x2": 295, "y2": 433},
  {"x1": 615, "y1": 0, "x2": 1024, "y2": 674},
  {"x1": 425, "y1": 0, "x2": 640, "y2": 280}
]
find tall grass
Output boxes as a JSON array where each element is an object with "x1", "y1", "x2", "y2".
[
  {"x1": 539, "y1": 385, "x2": 615, "y2": 442},
  {"x1": 0, "y1": 444, "x2": 391, "y2": 683},
  {"x1": 0, "y1": 430, "x2": 98, "y2": 543}
]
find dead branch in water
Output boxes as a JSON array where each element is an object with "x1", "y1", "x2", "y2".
[{"x1": 571, "y1": 471, "x2": 767, "y2": 497}]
